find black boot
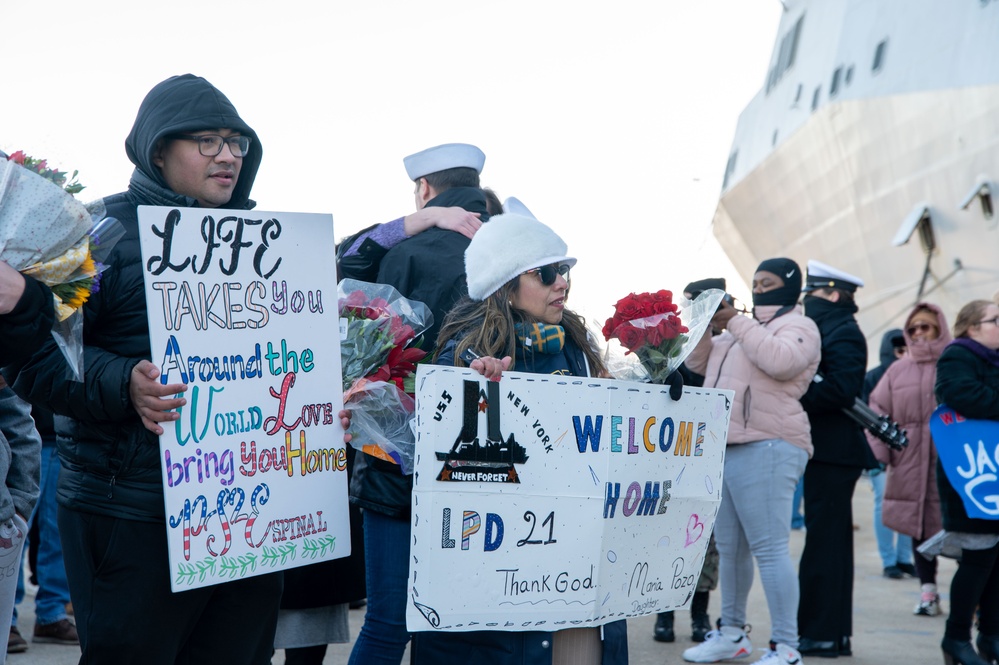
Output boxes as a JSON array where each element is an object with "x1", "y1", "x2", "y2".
[
  {"x1": 653, "y1": 611, "x2": 675, "y2": 643},
  {"x1": 942, "y1": 637, "x2": 991, "y2": 665},
  {"x1": 977, "y1": 633, "x2": 999, "y2": 664},
  {"x1": 690, "y1": 591, "x2": 712, "y2": 642}
]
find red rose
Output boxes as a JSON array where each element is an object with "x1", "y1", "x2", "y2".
[
  {"x1": 635, "y1": 294, "x2": 659, "y2": 318},
  {"x1": 645, "y1": 324, "x2": 663, "y2": 347},
  {"x1": 388, "y1": 317, "x2": 416, "y2": 345},
  {"x1": 602, "y1": 313, "x2": 627, "y2": 341},
  {"x1": 602, "y1": 318, "x2": 613, "y2": 340},
  {"x1": 615, "y1": 294, "x2": 643, "y2": 320},
  {"x1": 657, "y1": 315, "x2": 688, "y2": 341},
  {"x1": 653, "y1": 301, "x2": 678, "y2": 315},
  {"x1": 345, "y1": 290, "x2": 367, "y2": 308},
  {"x1": 615, "y1": 323, "x2": 647, "y2": 352},
  {"x1": 647, "y1": 291, "x2": 672, "y2": 314},
  {"x1": 369, "y1": 297, "x2": 390, "y2": 311},
  {"x1": 8, "y1": 151, "x2": 26, "y2": 165}
]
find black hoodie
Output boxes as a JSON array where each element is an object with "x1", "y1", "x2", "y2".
[
  {"x1": 13, "y1": 74, "x2": 261, "y2": 522},
  {"x1": 124, "y1": 74, "x2": 262, "y2": 210},
  {"x1": 862, "y1": 328, "x2": 904, "y2": 402}
]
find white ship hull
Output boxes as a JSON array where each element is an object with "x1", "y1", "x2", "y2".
[{"x1": 714, "y1": 1, "x2": 999, "y2": 340}]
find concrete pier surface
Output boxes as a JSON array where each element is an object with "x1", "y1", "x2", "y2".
[{"x1": 11, "y1": 480, "x2": 955, "y2": 664}]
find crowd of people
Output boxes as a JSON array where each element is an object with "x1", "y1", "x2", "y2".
[{"x1": 1, "y1": 73, "x2": 998, "y2": 665}]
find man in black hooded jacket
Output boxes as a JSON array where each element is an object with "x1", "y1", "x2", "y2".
[{"x1": 12, "y1": 74, "x2": 281, "y2": 664}]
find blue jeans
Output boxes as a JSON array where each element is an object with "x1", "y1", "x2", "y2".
[
  {"x1": 13, "y1": 445, "x2": 70, "y2": 627},
  {"x1": 348, "y1": 510, "x2": 412, "y2": 665},
  {"x1": 868, "y1": 469, "x2": 912, "y2": 568},
  {"x1": 791, "y1": 475, "x2": 805, "y2": 529}
]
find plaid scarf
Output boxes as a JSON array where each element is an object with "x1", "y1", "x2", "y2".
[{"x1": 515, "y1": 322, "x2": 565, "y2": 354}]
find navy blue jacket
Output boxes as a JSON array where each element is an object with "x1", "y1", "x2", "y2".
[{"x1": 349, "y1": 187, "x2": 490, "y2": 519}]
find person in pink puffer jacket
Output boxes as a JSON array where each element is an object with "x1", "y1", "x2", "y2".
[
  {"x1": 682, "y1": 257, "x2": 821, "y2": 665},
  {"x1": 867, "y1": 302, "x2": 950, "y2": 617}
]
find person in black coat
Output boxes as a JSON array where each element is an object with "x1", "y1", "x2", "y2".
[
  {"x1": 932, "y1": 299, "x2": 999, "y2": 665},
  {"x1": 11, "y1": 74, "x2": 285, "y2": 665},
  {"x1": 797, "y1": 260, "x2": 875, "y2": 658},
  {"x1": 348, "y1": 143, "x2": 491, "y2": 665},
  {"x1": 0, "y1": 265, "x2": 53, "y2": 369}
]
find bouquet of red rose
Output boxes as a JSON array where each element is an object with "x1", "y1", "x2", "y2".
[
  {"x1": 0, "y1": 152, "x2": 124, "y2": 380},
  {"x1": 602, "y1": 289, "x2": 724, "y2": 384},
  {"x1": 339, "y1": 279, "x2": 433, "y2": 474}
]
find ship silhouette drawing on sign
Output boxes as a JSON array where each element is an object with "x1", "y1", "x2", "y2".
[{"x1": 436, "y1": 379, "x2": 528, "y2": 483}]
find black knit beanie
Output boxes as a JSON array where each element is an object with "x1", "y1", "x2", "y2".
[{"x1": 752, "y1": 258, "x2": 802, "y2": 307}]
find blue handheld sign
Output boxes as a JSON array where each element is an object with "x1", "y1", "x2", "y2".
[{"x1": 930, "y1": 405, "x2": 999, "y2": 520}]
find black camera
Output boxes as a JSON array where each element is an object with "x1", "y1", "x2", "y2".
[
  {"x1": 844, "y1": 398, "x2": 909, "y2": 452},
  {"x1": 813, "y1": 375, "x2": 908, "y2": 451}
]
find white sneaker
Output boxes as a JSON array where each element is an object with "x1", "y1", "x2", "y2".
[
  {"x1": 914, "y1": 583, "x2": 941, "y2": 616},
  {"x1": 754, "y1": 643, "x2": 804, "y2": 664},
  {"x1": 683, "y1": 625, "x2": 754, "y2": 662}
]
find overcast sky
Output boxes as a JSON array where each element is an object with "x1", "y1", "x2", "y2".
[{"x1": 3, "y1": 0, "x2": 781, "y2": 323}]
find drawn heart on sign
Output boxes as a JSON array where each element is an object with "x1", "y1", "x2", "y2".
[{"x1": 685, "y1": 514, "x2": 704, "y2": 546}]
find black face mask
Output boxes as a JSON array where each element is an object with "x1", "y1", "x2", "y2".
[
  {"x1": 801, "y1": 294, "x2": 825, "y2": 312},
  {"x1": 752, "y1": 284, "x2": 800, "y2": 308},
  {"x1": 802, "y1": 293, "x2": 857, "y2": 319},
  {"x1": 752, "y1": 258, "x2": 802, "y2": 308}
]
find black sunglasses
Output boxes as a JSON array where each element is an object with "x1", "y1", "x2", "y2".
[{"x1": 523, "y1": 262, "x2": 571, "y2": 286}]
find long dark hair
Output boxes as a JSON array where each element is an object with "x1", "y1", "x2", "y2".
[{"x1": 435, "y1": 278, "x2": 606, "y2": 377}]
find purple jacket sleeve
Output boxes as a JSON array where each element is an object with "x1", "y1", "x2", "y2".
[{"x1": 342, "y1": 218, "x2": 407, "y2": 257}]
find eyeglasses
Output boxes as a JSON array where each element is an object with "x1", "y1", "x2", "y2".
[
  {"x1": 978, "y1": 317, "x2": 999, "y2": 327},
  {"x1": 906, "y1": 322, "x2": 937, "y2": 336},
  {"x1": 523, "y1": 262, "x2": 571, "y2": 286},
  {"x1": 172, "y1": 134, "x2": 251, "y2": 158}
]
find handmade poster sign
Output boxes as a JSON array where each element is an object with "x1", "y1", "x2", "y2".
[
  {"x1": 137, "y1": 206, "x2": 350, "y2": 591},
  {"x1": 408, "y1": 366, "x2": 732, "y2": 631},
  {"x1": 930, "y1": 404, "x2": 999, "y2": 520}
]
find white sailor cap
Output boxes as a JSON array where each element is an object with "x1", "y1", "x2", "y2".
[
  {"x1": 403, "y1": 143, "x2": 485, "y2": 181},
  {"x1": 803, "y1": 259, "x2": 865, "y2": 293},
  {"x1": 501, "y1": 196, "x2": 536, "y2": 219}
]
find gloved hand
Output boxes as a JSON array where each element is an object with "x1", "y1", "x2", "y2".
[{"x1": 666, "y1": 370, "x2": 683, "y2": 401}]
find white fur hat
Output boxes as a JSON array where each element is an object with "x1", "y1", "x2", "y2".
[
  {"x1": 502, "y1": 196, "x2": 535, "y2": 218},
  {"x1": 403, "y1": 143, "x2": 485, "y2": 180},
  {"x1": 465, "y1": 213, "x2": 576, "y2": 301}
]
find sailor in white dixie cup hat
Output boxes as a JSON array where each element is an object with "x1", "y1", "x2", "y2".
[
  {"x1": 403, "y1": 143, "x2": 485, "y2": 181},
  {"x1": 802, "y1": 259, "x2": 865, "y2": 294}
]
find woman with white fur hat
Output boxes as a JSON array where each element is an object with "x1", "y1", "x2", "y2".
[{"x1": 412, "y1": 213, "x2": 627, "y2": 665}]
